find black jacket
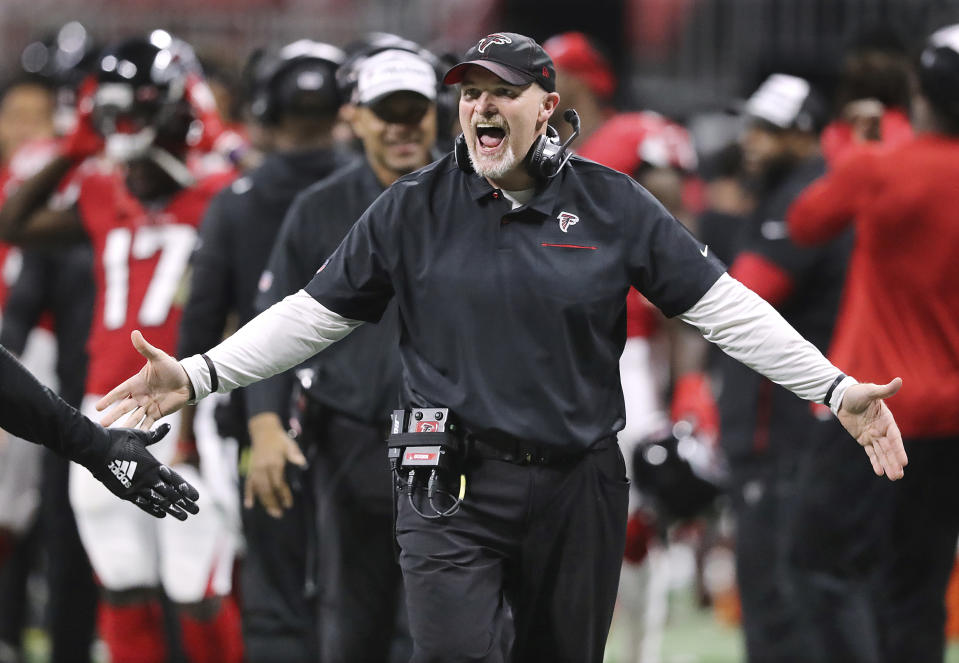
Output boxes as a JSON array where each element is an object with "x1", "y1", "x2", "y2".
[
  {"x1": 245, "y1": 159, "x2": 401, "y2": 425},
  {"x1": 177, "y1": 147, "x2": 354, "y2": 436}
]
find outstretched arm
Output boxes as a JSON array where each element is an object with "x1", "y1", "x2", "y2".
[
  {"x1": 680, "y1": 273, "x2": 907, "y2": 479},
  {"x1": 97, "y1": 289, "x2": 363, "y2": 430},
  {"x1": 0, "y1": 344, "x2": 199, "y2": 519}
]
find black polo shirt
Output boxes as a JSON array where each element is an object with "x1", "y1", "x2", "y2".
[
  {"x1": 306, "y1": 154, "x2": 725, "y2": 450},
  {"x1": 244, "y1": 159, "x2": 401, "y2": 424}
]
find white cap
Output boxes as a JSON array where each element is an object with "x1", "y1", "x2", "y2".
[
  {"x1": 355, "y1": 49, "x2": 437, "y2": 105},
  {"x1": 929, "y1": 23, "x2": 959, "y2": 50},
  {"x1": 745, "y1": 74, "x2": 812, "y2": 129}
]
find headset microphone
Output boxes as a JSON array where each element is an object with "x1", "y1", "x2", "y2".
[
  {"x1": 563, "y1": 108, "x2": 581, "y2": 140},
  {"x1": 541, "y1": 108, "x2": 580, "y2": 178}
]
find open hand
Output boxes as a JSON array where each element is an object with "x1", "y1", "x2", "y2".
[
  {"x1": 96, "y1": 331, "x2": 192, "y2": 430},
  {"x1": 837, "y1": 377, "x2": 907, "y2": 480}
]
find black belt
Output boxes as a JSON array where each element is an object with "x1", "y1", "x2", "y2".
[{"x1": 466, "y1": 435, "x2": 610, "y2": 466}]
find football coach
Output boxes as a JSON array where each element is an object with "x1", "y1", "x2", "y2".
[{"x1": 96, "y1": 32, "x2": 907, "y2": 663}]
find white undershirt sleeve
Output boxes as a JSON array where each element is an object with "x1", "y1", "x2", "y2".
[
  {"x1": 680, "y1": 273, "x2": 857, "y2": 415},
  {"x1": 180, "y1": 289, "x2": 363, "y2": 401}
]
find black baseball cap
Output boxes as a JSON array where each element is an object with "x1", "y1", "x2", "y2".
[{"x1": 443, "y1": 32, "x2": 556, "y2": 92}]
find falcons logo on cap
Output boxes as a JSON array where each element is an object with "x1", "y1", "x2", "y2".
[
  {"x1": 557, "y1": 211, "x2": 579, "y2": 233},
  {"x1": 477, "y1": 33, "x2": 512, "y2": 53}
]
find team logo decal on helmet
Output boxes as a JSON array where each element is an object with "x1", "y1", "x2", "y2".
[
  {"x1": 476, "y1": 34, "x2": 512, "y2": 54},
  {"x1": 557, "y1": 211, "x2": 579, "y2": 233}
]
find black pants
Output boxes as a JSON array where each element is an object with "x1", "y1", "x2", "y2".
[
  {"x1": 395, "y1": 440, "x2": 629, "y2": 663},
  {"x1": 312, "y1": 411, "x2": 408, "y2": 663},
  {"x1": 241, "y1": 464, "x2": 317, "y2": 663},
  {"x1": 42, "y1": 453, "x2": 97, "y2": 663},
  {"x1": 729, "y1": 455, "x2": 812, "y2": 663},
  {"x1": 791, "y1": 419, "x2": 959, "y2": 663}
]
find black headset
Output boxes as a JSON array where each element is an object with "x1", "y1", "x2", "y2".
[
  {"x1": 455, "y1": 108, "x2": 581, "y2": 180},
  {"x1": 249, "y1": 41, "x2": 345, "y2": 125}
]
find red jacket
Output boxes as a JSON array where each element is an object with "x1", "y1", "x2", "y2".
[{"x1": 787, "y1": 135, "x2": 959, "y2": 437}]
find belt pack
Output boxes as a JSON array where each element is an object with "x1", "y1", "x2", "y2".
[
  {"x1": 387, "y1": 408, "x2": 465, "y2": 473},
  {"x1": 388, "y1": 408, "x2": 466, "y2": 519}
]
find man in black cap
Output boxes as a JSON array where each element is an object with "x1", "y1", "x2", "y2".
[{"x1": 99, "y1": 32, "x2": 908, "y2": 663}]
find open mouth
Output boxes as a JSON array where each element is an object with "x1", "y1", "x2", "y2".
[{"x1": 476, "y1": 125, "x2": 506, "y2": 151}]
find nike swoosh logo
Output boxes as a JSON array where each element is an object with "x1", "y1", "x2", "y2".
[{"x1": 700, "y1": 245, "x2": 709, "y2": 257}]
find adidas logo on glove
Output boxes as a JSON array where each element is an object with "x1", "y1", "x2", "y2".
[{"x1": 108, "y1": 459, "x2": 138, "y2": 488}]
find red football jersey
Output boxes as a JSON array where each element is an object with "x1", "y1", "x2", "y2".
[
  {"x1": 788, "y1": 135, "x2": 959, "y2": 437},
  {"x1": 77, "y1": 167, "x2": 234, "y2": 395}
]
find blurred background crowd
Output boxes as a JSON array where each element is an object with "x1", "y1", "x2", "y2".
[{"x1": 0, "y1": 0, "x2": 957, "y2": 661}]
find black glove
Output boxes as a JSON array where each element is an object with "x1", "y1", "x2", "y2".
[{"x1": 82, "y1": 423, "x2": 201, "y2": 521}]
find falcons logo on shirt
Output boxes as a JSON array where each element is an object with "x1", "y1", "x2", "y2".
[
  {"x1": 557, "y1": 211, "x2": 579, "y2": 233},
  {"x1": 477, "y1": 33, "x2": 512, "y2": 53}
]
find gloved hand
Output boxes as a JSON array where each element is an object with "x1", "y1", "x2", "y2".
[
  {"x1": 624, "y1": 509, "x2": 657, "y2": 564},
  {"x1": 670, "y1": 372, "x2": 719, "y2": 442},
  {"x1": 81, "y1": 423, "x2": 200, "y2": 520},
  {"x1": 184, "y1": 74, "x2": 225, "y2": 152},
  {"x1": 60, "y1": 75, "x2": 104, "y2": 162}
]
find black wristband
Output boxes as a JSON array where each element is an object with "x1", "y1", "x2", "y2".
[
  {"x1": 824, "y1": 373, "x2": 846, "y2": 409},
  {"x1": 201, "y1": 353, "x2": 219, "y2": 393}
]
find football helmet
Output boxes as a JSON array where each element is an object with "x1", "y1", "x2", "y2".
[
  {"x1": 631, "y1": 420, "x2": 727, "y2": 522},
  {"x1": 92, "y1": 35, "x2": 195, "y2": 167}
]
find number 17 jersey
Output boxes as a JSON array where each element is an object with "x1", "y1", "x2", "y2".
[{"x1": 77, "y1": 167, "x2": 234, "y2": 395}]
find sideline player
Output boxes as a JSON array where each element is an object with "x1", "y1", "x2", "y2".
[
  {"x1": 0, "y1": 27, "x2": 101, "y2": 660},
  {"x1": 786, "y1": 23, "x2": 959, "y2": 663},
  {"x1": 0, "y1": 36, "x2": 241, "y2": 663}
]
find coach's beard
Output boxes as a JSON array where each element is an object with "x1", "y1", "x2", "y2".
[{"x1": 467, "y1": 134, "x2": 519, "y2": 180}]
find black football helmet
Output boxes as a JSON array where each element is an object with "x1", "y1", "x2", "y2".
[
  {"x1": 918, "y1": 23, "x2": 959, "y2": 118},
  {"x1": 92, "y1": 34, "x2": 195, "y2": 164},
  {"x1": 631, "y1": 420, "x2": 727, "y2": 522}
]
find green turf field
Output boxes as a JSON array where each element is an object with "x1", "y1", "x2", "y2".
[
  {"x1": 606, "y1": 586, "x2": 959, "y2": 663},
  {"x1": 20, "y1": 561, "x2": 959, "y2": 663}
]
